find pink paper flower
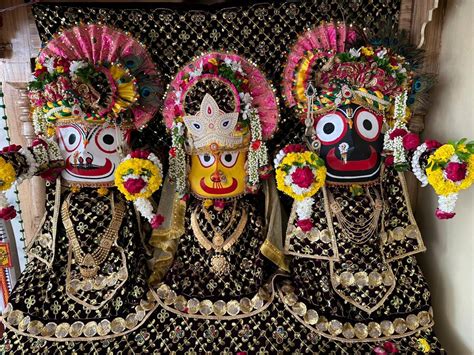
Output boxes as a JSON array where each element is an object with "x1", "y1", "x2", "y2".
[
  {"x1": 425, "y1": 139, "x2": 442, "y2": 150},
  {"x1": 0, "y1": 206, "x2": 17, "y2": 221},
  {"x1": 445, "y1": 162, "x2": 467, "y2": 182},
  {"x1": 383, "y1": 341, "x2": 398, "y2": 353},
  {"x1": 150, "y1": 214, "x2": 165, "y2": 229},
  {"x1": 296, "y1": 218, "x2": 313, "y2": 232},
  {"x1": 283, "y1": 144, "x2": 306, "y2": 154},
  {"x1": 373, "y1": 346, "x2": 387, "y2": 355},
  {"x1": 251, "y1": 140, "x2": 262, "y2": 151},
  {"x1": 385, "y1": 155, "x2": 394, "y2": 166},
  {"x1": 212, "y1": 200, "x2": 226, "y2": 212},
  {"x1": 402, "y1": 133, "x2": 420, "y2": 151},
  {"x1": 40, "y1": 167, "x2": 63, "y2": 182},
  {"x1": 435, "y1": 208, "x2": 456, "y2": 219},
  {"x1": 291, "y1": 167, "x2": 314, "y2": 189},
  {"x1": 123, "y1": 178, "x2": 147, "y2": 194},
  {"x1": 130, "y1": 150, "x2": 150, "y2": 159},
  {"x1": 389, "y1": 128, "x2": 408, "y2": 140},
  {"x1": 32, "y1": 138, "x2": 48, "y2": 149},
  {"x1": 1, "y1": 144, "x2": 21, "y2": 153}
]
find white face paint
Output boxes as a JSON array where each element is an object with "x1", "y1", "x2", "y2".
[{"x1": 56, "y1": 124, "x2": 126, "y2": 184}]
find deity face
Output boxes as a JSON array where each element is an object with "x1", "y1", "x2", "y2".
[
  {"x1": 315, "y1": 103, "x2": 384, "y2": 183},
  {"x1": 57, "y1": 124, "x2": 125, "y2": 184},
  {"x1": 188, "y1": 149, "x2": 247, "y2": 199}
]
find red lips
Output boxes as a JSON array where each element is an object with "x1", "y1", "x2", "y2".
[
  {"x1": 66, "y1": 157, "x2": 113, "y2": 177},
  {"x1": 326, "y1": 146, "x2": 378, "y2": 171},
  {"x1": 199, "y1": 177, "x2": 238, "y2": 195}
]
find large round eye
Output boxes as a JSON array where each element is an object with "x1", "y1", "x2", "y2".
[
  {"x1": 95, "y1": 128, "x2": 117, "y2": 153},
  {"x1": 198, "y1": 153, "x2": 216, "y2": 168},
  {"x1": 354, "y1": 110, "x2": 382, "y2": 142},
  {"x1": 58, "y1": 125, "x2": 82, "y2": 153},
  {"x1": 220, "y1": 151, "x2": 239, "y2": 168},
  {"x1": 315, "y1": 113, "x2": 347, "y2": 145}
]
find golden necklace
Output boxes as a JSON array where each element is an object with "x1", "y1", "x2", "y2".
[
  {"x1": 191, "y1": 202, "x2": 247, "y2": 275},
  {"x1": 328, "y1": 187, "x2": 383, "y2": 245},
  {"x1": 61, "y1": 193, "x2": 126, "y2": 279}
]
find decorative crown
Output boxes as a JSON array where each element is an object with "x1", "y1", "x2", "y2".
[
  {"x1": 29, "y1": 24, "x2": 163, "y2": 136},
  {"x1": 283, "y1": 22, "x2": 417, "y2": 121},
  {"x1": 163, "y1": 52, "x2": 279, "y2": 194},
  {"x1": 183, "y1": 94, "x2": 242, "y2": 151}
]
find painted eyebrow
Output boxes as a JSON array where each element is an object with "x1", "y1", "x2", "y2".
[
  {"x1": 68, "y1": 123, "x2": 88, "y2": 139},
  {"x1": 85, "y1": 125, "x2": 101, "y2": 140}
]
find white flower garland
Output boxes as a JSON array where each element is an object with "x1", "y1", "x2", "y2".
[
  {"x1": 32, "y1": 109, "x2": 47, "y2": 135},
  {"x1": 31, "y1": 144, "x2": 49, "y2": 169},
  {"x1": 437, "y1": 193, "x2": 458, "y2": 214},
  {"x1": 0, "y1": 192, "x2": 9, "y2": 209},
  {"x1": 46, "y1": 139, "x2": 63, "y2": 162},
  {"x1": 16, "y1": 147, "x2": 38, "y2": 184},
  {"x1": 247, "y1": 109, "x2": 268, "y2": 186},
  {"x1": 383, "y1": 91, "x2": 408, "y2": 166},
  {"x1": 169, "y1": 122, "x2": 187, "y2": 196},
  {"x1": 134, "y1": 197, "x2": 156, "y2": 222},
  {"x1": 273, "y1": 149, "x2": 286, "y2": 168},
  {"x1": 295, "y1": 197, "x2": 315, "y2": 221},
  {"x1": 411, "y1": 143, "x2": 429, "y2": 186}
]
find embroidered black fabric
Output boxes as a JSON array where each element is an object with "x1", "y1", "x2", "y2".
[
  {"x1": 6, "y1": 187, "x2": 152, "y2": 322},
  {"x1": 164, "y1": 195, "x2": 271, "y2": 300}
]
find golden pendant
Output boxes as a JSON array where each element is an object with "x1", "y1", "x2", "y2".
[
  {"x1": 79, "y1": 253, "x2": 99, "y2": 279},
  {"x1": 210, "y1": 254, "x2": 230, "y2": 276},
  {"x1": 212, "y1": 233, "x2": 224, "y2": 248}
]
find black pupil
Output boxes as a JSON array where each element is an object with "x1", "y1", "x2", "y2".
[
  {"x1": 224, "y1": 154, "x2": 233, "y2": 163},
  {"x1": 103, "y1": 134, "x2": 114, "y2": 145},
  {"x1": 68, "y1": 134, "x2": 77, "y2": 145},
  {"x1": 223, "y1": 121, "x2": 229, "y2": 127},
  {"x1": 203, "y1": 155, "x2": 211, "y2": 163},
  {"x1": 363, "y1": 119, "x2": 373, "y2": 130},
  {"x1": 194, "y1": 124, "x2": 200, "y2": 129},
  {"x1": 323, "y1": 122, "x2": 335, "y2": 135}
]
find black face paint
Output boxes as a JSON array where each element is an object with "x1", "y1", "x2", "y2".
[{"x1": 316, "y1": 103, "x2": 384, "y2": 183}]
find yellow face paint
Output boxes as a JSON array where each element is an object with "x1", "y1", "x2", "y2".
[{"x1": 188, "y1": 150, "x2": 247, "y2": 199}]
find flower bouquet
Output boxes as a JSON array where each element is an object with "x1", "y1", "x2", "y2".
[
  {"x1": 274, "y1": 144, "x2": 326, "y2": 232},
  {"x1": 425, "y1": 139, "x2": 474, "y2": 219},
  {"x1": 115, "y1": 150, "x2": 165, "y2": 228}
]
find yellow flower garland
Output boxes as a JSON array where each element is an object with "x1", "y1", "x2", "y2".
[
  {"x1": 275, "y1": 151, "x2": 326, "y2": 201},
  {"x1": 0, "y1": 157, "x2": 16, "y2": 192},
  {"x1": 426, "y1": 144, "x2": 474, "y2": 195},
  {"x1": 115, "y1": 158, "x2": 162, "y2": 201}
]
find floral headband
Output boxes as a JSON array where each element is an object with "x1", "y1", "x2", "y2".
[
  {"x1": 283, "y1": 22, "x2": 413, "y2": 119},
  {"x1": 29, "y1": 24, "x2": 163, "y2": 136}
]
